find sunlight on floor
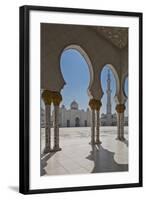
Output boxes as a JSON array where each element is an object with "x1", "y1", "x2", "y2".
[{"x1": 41, "y1": 127, "x2": 128, "y2": 176}]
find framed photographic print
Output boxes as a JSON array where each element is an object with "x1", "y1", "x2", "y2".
[{"x1": 19, "y1": 5, "x2": 143, "y2": 194}]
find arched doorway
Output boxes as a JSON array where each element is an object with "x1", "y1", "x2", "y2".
[
  {"x1": 67, "y1": 120, "x2": 70, "y2": 127},
  {"x1": 75, "y1": 117, "x2": 80, "y2": 127}
]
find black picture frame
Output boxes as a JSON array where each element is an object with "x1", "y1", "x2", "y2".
[{"x1": 19, "y1": 5, "x2": 143, "y2": 194}]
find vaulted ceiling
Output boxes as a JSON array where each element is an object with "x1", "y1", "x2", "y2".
[{"x1": 95, "y1": 26, "x2": 128, "y2": 49}]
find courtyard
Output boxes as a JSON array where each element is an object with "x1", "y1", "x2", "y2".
[{"x1": 41, "y1": 127, "x2": 128, "y2": 176}]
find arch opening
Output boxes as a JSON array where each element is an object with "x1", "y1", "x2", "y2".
[
  {"x1": 62, "y1": 44, "x2": 94, "y2": 93},
  {"x1": 59, "y1": 46, "x2": 92, "y2": 128},
  {"x1": 123, "y1": 76, "x2": 128, "y2": 98},
  {"x1": 75, "y1": 117, "x2": 80, "y2": 127},
  {"x1": 100, "y1": 65, "x2": 118, "y2": 126}
]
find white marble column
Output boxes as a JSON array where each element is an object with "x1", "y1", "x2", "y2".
[
  {"x1": 95, "y1": 100, "x2": 102, "y2": 144},
  {"x1": 53, "y1": 105, "x2": 61, "y2": 151},
  {"x1": 42, "y1": 90, "x2": 52, "y2": 154},
  {"x1": 95, "y1": 110, "x2": 101, "y2": 144},
  {"x1": 116, "y1": 104, "x2": 125, "y2": 141},
  {"x1": 52, "y1": 92, "x2": 62, "y2": 151},
  {"x1": 91, "y1": 109, "x2": 95, "y2": 145},
  {"x1": 120, "y1": 112, "x2": 125, "y2": 140},
  {"x1": 116, "y1": 112, "x2": 121, "y2": 140},
  {"x1": 89, "y1": 99, "x2": 97, "y2": 145},
  {"x1": 44, "y1": 104, "x2": 51, "y2": 153}
]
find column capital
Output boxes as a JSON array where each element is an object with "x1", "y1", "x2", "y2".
[
  {"x1": 116, "y1": 104, "x2": 125, "y2": 113},
  {"x1": 52, "y1": 92, "x2": 62, "y2": 106},
  {"x1": 95, "y1": 100, "x2": 102, "y2": 111},
  {"x1": 42, "y1": 90, "x2": 62, "y2": 105},
  {"x1": 89, "y1": 99, "x2": 97, "y2": 110},
  {"x1": 42, "y1": 90, "x2": 52, "y2": 105},
  {"x1": 89, "y1": 99, "x2": 102, "y2": 111}
]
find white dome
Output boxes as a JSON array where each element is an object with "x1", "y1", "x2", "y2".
[
  {"x1": 61, "y1": 104, "x2": 65, "y2": 109},
  {"x1": 70, "y1": 100, "x2": 78, "y2": 110}
]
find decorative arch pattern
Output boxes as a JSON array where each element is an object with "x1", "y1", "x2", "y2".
[{"x1": 60, "y1": 44, "x2": 94, "y2": 97}]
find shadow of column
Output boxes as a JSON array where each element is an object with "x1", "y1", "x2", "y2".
[
  {"x1": 121, "y1": 139, "x2": 128, "y2": 147},
  {"x1": 41, "y1": 152, "x2": 56, "y2": 176},
  {"x1": 86, "y1": 144, "x2": 128, "y2": 173}
]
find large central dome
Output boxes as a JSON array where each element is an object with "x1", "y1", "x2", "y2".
[{"x1": 70, "y1": 100, "x2": 79, "y2": 110}]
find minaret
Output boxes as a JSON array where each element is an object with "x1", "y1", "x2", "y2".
[{"x1": 106, "y1": 69, "x2": 112, "y2": 116}]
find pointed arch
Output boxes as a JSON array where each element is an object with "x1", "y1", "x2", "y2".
[
  {"x1": 100, "y1": 64, "x2": 120, "y2": 101},
  {"x1": 60, "y1": 44, "x2": 94, "y2": 96}
]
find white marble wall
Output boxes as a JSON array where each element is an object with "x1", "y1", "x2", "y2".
[{"x1": 59, "y1": 108, "x2": 92, "y2": 127}]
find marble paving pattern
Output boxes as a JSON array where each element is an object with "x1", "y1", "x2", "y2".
[{"x1": 41, "y1": 127, "x2": 128, "y2": 176}]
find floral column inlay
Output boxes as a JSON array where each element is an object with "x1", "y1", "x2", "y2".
[
  {"x1": 52, "y1": 92, "x2": 62, "y2": 151},
  {"x1": 95, "y1": 100, "x2": 102, "y2": 144},
  {"x1": 42, "y1": 90, "x2": 52, "y2": 153},
  {"x1": 89, "y1": 99, "x2": 97, "y2": 145},
  {"x1": 116, "y1": 104, "x2": 126, "y2": 141}
]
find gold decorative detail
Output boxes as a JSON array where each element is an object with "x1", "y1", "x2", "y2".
[
  {"x1": 95, "y1": 100, "x2": 102, "y2": 111},
  {"x1": 89, "y1": 99, "x2": 102, "y2": 111},
  {"x1": 42, "y1": 90, "x2": 52, "y2": 105},
  {"x1": 52, "y1": 92, "x2": 62, "y2": 106},
  {"x1": 42, "y1": 90, "x2": 62, "y2": 105},
  {"x1": 89, "y1": 99, "x2": 97, "y2": 110},
  {"x1": 116, "y1": 104, "x2": 125, "y2": 113}
]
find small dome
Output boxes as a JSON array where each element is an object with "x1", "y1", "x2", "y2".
[
  {"x1": 61, "y1": 104, "x2": 65, "y2": 109},
  {"x1": 70, "y1": 100, "x2": 78, "y2": 110}
]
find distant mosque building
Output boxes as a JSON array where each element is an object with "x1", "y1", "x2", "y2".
[
  {"x1": 41, "y1": 70, "x2": 128, "y2": 127},
  {"x1": 58, "y1": 100, "x2": 91, "y2": 127}
]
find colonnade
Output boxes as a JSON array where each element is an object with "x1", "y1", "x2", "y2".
[
  {"x1": 42, "y1": 91, "x2": 126, "y2": 154},
  {"x1": 42, "y1": 90, "x2": 62, "y2": 153},
  {"x1": 88, "y1": 99, "x2": 126, "y2": 144}
]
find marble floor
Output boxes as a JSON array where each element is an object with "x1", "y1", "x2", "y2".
[{"x1": 41, "y1": 127, "x2": 128, "y2": 176}]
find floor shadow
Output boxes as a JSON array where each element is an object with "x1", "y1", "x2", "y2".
[
  {"x1": 121, "y1": 139, "x2": 128, "y2": 147},
  {"x1": 41, "y1": 152, "x2": 56, "y2": 176},
  {"x1": 86, "y1": 144, "x2": 128, "y2": 173},
  {"x1": 8, "y1": 186, "x2": 19, "y2": 192}
]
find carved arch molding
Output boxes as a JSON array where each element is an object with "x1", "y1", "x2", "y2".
[{"x1": 41, "y1": 23, "x2": 128, "y2": 102}]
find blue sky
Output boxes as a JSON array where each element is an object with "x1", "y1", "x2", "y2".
[{"x1": 60, "y1": 49, "x2": 128, "y2": 116}]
